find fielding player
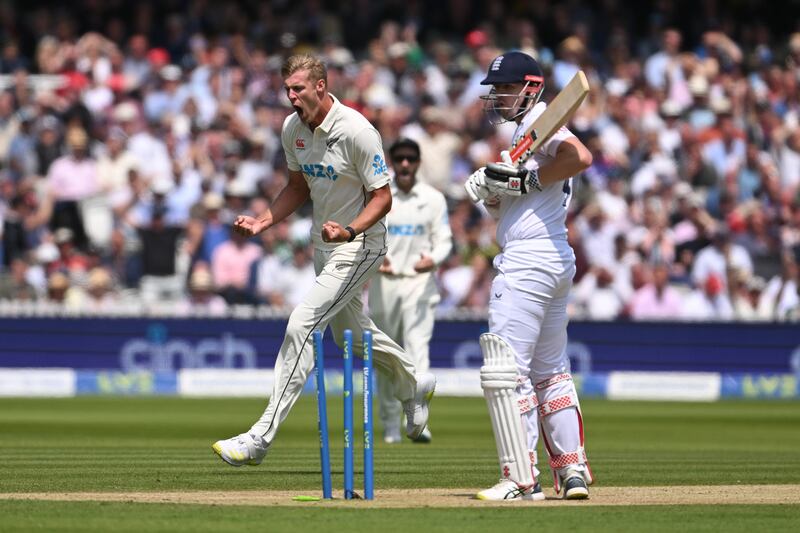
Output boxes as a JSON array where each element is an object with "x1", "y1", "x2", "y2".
[
  {"x1": 368, "y1": 137, "x2": 452, "y2": 444},
  {"x1": 464, "y1": 51, "x2": 595, "y2": 500},
  {"x1": 212, "y1": 54, "x2": 436, "y2": 466}
]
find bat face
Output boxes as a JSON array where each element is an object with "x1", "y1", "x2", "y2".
[{"x1": 508, "y1": 71, "x2": 589, "y2": 164}]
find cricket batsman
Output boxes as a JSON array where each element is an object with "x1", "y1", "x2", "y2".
[{"x1": 464, "y1": 51, "x2": 595, "y2": 501}]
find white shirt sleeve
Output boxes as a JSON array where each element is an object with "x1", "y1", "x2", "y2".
[
  {"x1": 539, "y1": 125, "x2": 575, "y2": 159},
  {"x1": 352, "y1": 127, "x2": 390, "y2": 191}
]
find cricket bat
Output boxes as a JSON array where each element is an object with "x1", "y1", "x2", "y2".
[{"x1": 507, "y1": 70, "x2": 590, "y2": 164}]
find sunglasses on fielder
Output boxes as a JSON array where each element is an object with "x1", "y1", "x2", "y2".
[{"x1": 392, "y1": 154, "x2": 420, "y2": 163}]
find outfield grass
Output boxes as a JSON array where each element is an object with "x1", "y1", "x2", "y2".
[
  {"x1": 0, "y1": 397, "x2": 799, "y2": 532},
  {"x1": 0, "y1": 501, "x2": 797, "y2": 533}
]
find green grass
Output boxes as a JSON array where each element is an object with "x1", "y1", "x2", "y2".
[
  {"x1": 0, "y1": 501, "x2": 797, "y2": 533},
  {"x1": 1, "y1": 397, "x2": 799, "y2": 531}
]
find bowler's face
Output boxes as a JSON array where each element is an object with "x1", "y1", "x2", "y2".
[{"x1": 284, "y1": 69, "x2": 324, "y2": 124}]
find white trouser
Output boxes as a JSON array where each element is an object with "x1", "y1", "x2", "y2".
[
  {"x1": 249, "y1": 242, "x2": 418, "y2": 443},
  {"x1": 368, "y1": 272, "x2": 438, "y2": 431},
  {"x1": 489, "y1": 245, "x2": 584, "y2": 474}
]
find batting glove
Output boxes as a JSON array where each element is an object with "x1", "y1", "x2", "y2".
[
  {"x1": 465, "y1": 167, "x2": 493, "y2": 203},
  {"x1": 485, "y1": 150, "x2": 541, "y2": 196}
]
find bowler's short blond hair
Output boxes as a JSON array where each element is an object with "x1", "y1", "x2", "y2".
[{"x1": 281, "y1": 54, "x2": 327, "y2": 84}]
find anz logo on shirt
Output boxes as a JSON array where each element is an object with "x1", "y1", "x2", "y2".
[
  {"x1": 372, "y1": 154, "x2": 388, "y2": 176},
  {"x1": 388, "y1": 223, "x2": 425, "y2": 236},
  {"x1": 302, "y1": 163, "x2": 338, "y2": 181}
]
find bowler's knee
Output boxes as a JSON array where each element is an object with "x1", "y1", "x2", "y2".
[{"x1": 285, "y1": 305, "x2": 315, "y2": 340}]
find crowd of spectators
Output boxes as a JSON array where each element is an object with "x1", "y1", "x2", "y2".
[{"x1": 0, "y1": 1, "x2": 798, "y2": 321}]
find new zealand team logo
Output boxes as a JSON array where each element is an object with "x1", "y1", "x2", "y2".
[
  {"x1": 372, "y1": 154, "x2": 387, "y2": 176},
  {"x1": 326, "y1": 136, "x2": 340, "y2": 151}
]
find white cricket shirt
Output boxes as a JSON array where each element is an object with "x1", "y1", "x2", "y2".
[
  {"x1": 384, "y1": 180, "x2": 452, "y2": 276},
  {"x1": 495, "y1": 101, "x2": 576, "y2": 250},
  {"x1": 282, "y1": 94, "x2": 390, "y2": 251}
]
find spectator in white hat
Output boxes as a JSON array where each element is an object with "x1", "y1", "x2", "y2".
[
  {"x1": 47, "y1": 128, "x2": 98, "y2": 250},
  {"x1": 686, "y1": 74, "x2": 715, "y2": 132},
  {"x1": 115, "y1": 101, "x2": 172, "y2": 185},
  {"x1": 144, "y1": 64, "x2": 188, "y2": 123},
  {"x1": 82, "y1": 266, "x2": 118, "y2": 312},
  {"x1": 175, "y1": 265, "x2": 228, "y2": 316}
]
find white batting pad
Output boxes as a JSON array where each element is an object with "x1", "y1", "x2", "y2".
[
  {"x1": 480, "y1": 333, "x2": 535, "y2": 487},
  {"x1": 516, "y1": 376, "x2": 541, "y2": 476}
]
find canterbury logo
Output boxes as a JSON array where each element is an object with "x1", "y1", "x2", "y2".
[
  {"x1": 491, "y1": 56, "x2": 504, "y2": 71},
  {"x1": 295, "y1": 138, "x2": 305, "y2": 149}
]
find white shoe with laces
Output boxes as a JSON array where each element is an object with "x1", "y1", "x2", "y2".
[
  {"x1": 402, "y1": 373, "x2": 436, "y2": 440},
  {"x1": 212, "y1": 432, "x2": 269, "y2": 466},
  {"x1": 476, "y1": 479, "x2": 545, "y2": 501}
]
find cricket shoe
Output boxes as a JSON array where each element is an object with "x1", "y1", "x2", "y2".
[
  {"x1": 476, "y1": 480, "x2": 545, "y2": 501},
  {"x1": 560, "y1": 466, "x2": 590, "y2": 499},
  {"x1": 403, "y1": 372, "x2": 436, "y2": 440},
  {"x1": 412, "y1": 426, "x2": 432, "y2": 444},
  {"x1": 212, "y1": 432, "x2": 269, "y2": 466}
]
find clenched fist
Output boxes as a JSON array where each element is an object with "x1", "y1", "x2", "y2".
[{"x1": 322, "y1": 221, "x2": 349, "y2": 243}]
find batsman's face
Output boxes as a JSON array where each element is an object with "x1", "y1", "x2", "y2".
[
  {"x1": 487, "y1": 82, "x2": 529, "y2": 121},
  {"x1": 488, "y1": 83, "x2": 541, "y2": 120},
  {"x1": 284, "y1": 69, "x2": 326, "y2": 124}
]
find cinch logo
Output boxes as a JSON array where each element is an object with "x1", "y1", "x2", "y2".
[
  {"x1": 372, "y1": 154, "x2": 387, "y2": 176},
  {"x1": 296, "y1": 138, "x2": 305, "y2": 149},
  {"x1": 388, "y1": 223, "x2": 424, "y2": 236},
  {"x1": 491, "y1": 56, "x2": 504, "y2": 71},
  {"x1": 302, "y1": 163, "x2": 339, "y2": 181},
  {"x1": 119, "y1": 324, "x2": 257, "y2": 371}
]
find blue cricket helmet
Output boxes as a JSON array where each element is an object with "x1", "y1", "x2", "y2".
[{"x1": 480, "y1": 51, "x2": 544, "y2": 86}]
